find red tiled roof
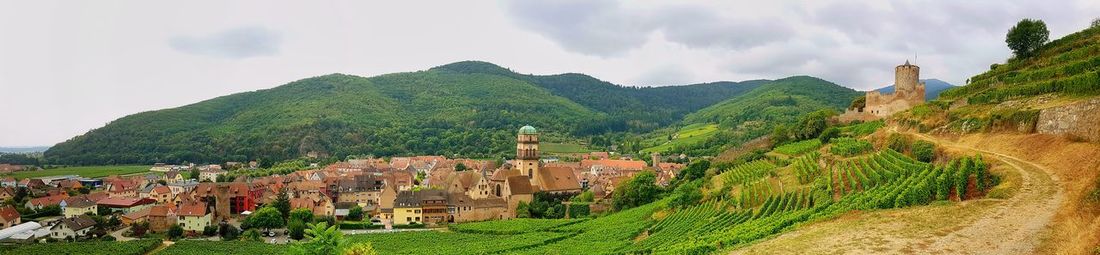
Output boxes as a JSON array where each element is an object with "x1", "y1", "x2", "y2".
[
  {"x1": 581, "y1": 159, "x2": 647, "y2": 171},
  {"x1": 0, "y1": 205, "x2": 19, "y2": 222},
  {"x1": 537, "y1": 166, "x2": 582, "y2": 192},
  {"x1": 97, "y1": 197, "x2": 156, "y2": 207},
  {"x1": 29, "y1": 194, "x2": 69, "y2": 207},
  {"x1": 177, "y1": 203, "x2": 207, "y2": 217}
]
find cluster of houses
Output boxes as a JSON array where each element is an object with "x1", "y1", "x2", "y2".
[{"x1": 0, "y1": 126, "x2": 685, "y2": 243}]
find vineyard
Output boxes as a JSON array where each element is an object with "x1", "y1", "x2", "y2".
[
  {"x1": 448, "y1": 218, "x2": 583, "y2": 234},
  {"x1": 828, "y1": 137, "x2": 874, "y2": 156},
  {"x1": 4, "y1": 239, "x2": 161, "y2": 255},
  {"x1": 771, "y1": 139, "x2": 822, "y2": 156},
  {"x1": 158, "y1": 240, "x2": 285, "y2": 255}
]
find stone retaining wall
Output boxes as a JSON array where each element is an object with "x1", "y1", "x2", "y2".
[{"x1": 1037, "y1": 98, "x2": 1100, "y2": 142}]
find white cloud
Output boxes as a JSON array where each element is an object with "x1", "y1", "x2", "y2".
[{"x1": 169, "y1": 26, "x2": 282, "y2": 59}]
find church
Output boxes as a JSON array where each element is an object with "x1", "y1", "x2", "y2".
[{"x1": 513, "y1": 125, "x2": 582, "y2": 194}]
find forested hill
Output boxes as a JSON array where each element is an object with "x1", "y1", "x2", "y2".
[
  {"x1": 431, "y1": 61, "x2": 768, "y2": 132},
  {"x1": 660, "y1": 76, "x2": 862, "y2": 155},
  {"x1": 45, "y1": 61, "x2": 768, "y2": 165}
]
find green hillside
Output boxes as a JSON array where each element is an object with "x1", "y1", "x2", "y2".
[
  {"x1": 899, "y1": 25, "x2": 1100, "y2": 132},
  {"x1": 642, "y1": 76, "x2": 861, "y2": 155},
  {"x1": 45, "y1": 62, "x2": 769, "y2": 165},
  {"x1": 46, "y1": 71, "x2": 601, "y2": 165}
]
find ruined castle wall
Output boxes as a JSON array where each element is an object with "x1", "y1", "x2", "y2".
[{"x1": 1037, "y1": 98, "x2": 1100, "y2": 142}]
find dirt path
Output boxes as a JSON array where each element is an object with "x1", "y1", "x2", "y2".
[
  {"x1": 145, "y1": 240, "x2": 174, "y2": 255},
  {"x1": 731, "y1": 130, "x2": 1063, "y2": 255}
]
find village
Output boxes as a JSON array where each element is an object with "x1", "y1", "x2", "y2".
[{"x1": 0, "y1": 126, "x2": 685, "y2": 244}]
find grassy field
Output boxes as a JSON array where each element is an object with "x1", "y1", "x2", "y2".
[
  {"x1": 1, "y1": 165, "x2": 150, "y2": 179},
  {"x1": 642, "y1": 123, "x2": 720, "y2": 154},
  {"x1": 541, "y1": 142, "x2": 591, "y2": 154}
]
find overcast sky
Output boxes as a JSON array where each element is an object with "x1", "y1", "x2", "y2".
[{"x1": 1, "y1": 0, "x2": 1097, "y2": 147}]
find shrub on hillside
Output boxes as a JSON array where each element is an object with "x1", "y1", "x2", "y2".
[{"x1": 912, "y1": 141, "x2": 935, "y2": 163}]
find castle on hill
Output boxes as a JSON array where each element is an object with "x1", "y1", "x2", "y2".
[{"x1": 837, "y1": 61, "x2": 926, "y2": 122}]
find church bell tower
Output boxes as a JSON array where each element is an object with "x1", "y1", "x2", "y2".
[{"x1": 515, "y1": 125, "x2": 541, "y2": 187}]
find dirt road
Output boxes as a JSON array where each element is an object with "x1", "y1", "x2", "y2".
[{"x1": 731, "y1": 130, "x2": 1063, "y2": 254}]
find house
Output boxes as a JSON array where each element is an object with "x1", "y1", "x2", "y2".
[
  {"x1": 120, "y1": 208, "x2": 148, "y2": 226},
  {"x1": 147, "y1": 205, "x2": 176, "y2": 233},
  {"x1": 199, "y1": 169, "x2": 227, "y2": 182},
  {"x1": 150, "y1": 163, "x2": 171, "y2": 172},
  {"x1": 335, "y1": 175, "x2": 385, "y2": 208},
  {"x1": 1, "y1": 177, "x2": 16, "y2": 187},
  {"x1": 449, "y1": 193, "x2": 509, "y2": 223},
  {"x1": 163, "y1": 171, "x2": 184, "y2": 183},
  {"x1": 56, "y1": 179, "x2": 83, "y2": 191},
  {"x1": 393, "y1": 190, "x2": 449, "y2": 225},
  {"x1": 26, "y1": 194, "x2": 69, "y2": 210},
  {"x1": 50, "y1": 215, "x2": 96, "y2": 240},
  {"x1": 96, "y1": 197, "x2": 156, "y2": 214},
  {"x1": 167, "y1": 180, "x2": 199, "y2": 195},
  {"x1": 107, "y1": 181, "x2": 138, "y2": 198},
  {"x1": 0, "y1": 164, "x2": 23, "y2": 173},
  {"x1": 18, "y1": 178, "x2": 45, "y2": 189},
  {"x1": 378, "y1": 183, "x2": 397, "y2": 222},
  {"x1": 290, "y1": 196, "x2": 335, "y2": 217},
  {"x1": 176, "y1": 203, "x2": 210, "y2": 233},
  {"x1": 0, "y1": 206, "x2": 20, "y2": 229},
  {"x1": 62, "y1": 196, "x2": 97, "y2": 218},
  {"x1": 142, "y1": 185, "x2": 173, "y2": 204},
  {"x1": 0, "y1": 187, "x2": 14, "y2": 201}
]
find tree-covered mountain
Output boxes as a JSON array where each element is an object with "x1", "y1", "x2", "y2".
[
  {"x1": 876, "y1": 78, "x2": 957, "y2": 100},
  {"x1": 431, "y1": 61, "x2": 768, "y2": 132},
  {"x1": 45, "y1": 61, "x2": 767, "y2": 165},
  {"x1": 648, "y1": 76, "x2": 862, "y2": 155}
]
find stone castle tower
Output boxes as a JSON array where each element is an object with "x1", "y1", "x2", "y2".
[
  {"x1": 515, "y1": 125, "x2": 541, "y2": 186},
  {"x1": 836, "y1": 60, "x2": 926, "y2": 122}
]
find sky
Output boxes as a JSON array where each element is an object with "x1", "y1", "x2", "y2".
[{"x1": 1, "y1": 0, "x2": 1098, "y2": 147}]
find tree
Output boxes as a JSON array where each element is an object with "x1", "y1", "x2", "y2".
[
  {"x1": 290, "y1": 222, "x2": 346, "y2": 255},
  {"x1": 818, "y1": 127, "x2": 840, "y2": 144},
  {"x1": 848, "y1": 95, "x2": 866, "y2": 111},
  {"x1": 341, "y1": 242, "x2": 379, "y2": 255},
  {"x1": 288, "y1": 219, "x2": 306, "y2": 240},
  {"x1": 220, "y1": 223, "x2": 241, "y2": 240},
  {"x1": 190, "y1": 168, "x2": 201, "y2": 181},
  {"x1": 515, "y1": 201, "x2": 531, "y2": 218},
  {"x1": 669, "y1": 179, "x2": 703, "y2": 209},
  {"x1": 131, "y1": 221, "x2": 149, "y2": 237},
  {"x1": 203, "y1": 225, "x2": 218, "y2": 236},
  {"x1": 273, "y1": 190, "x2": 291, "y2": 219},
  {"x1": 612, "y1": 171, "x2": 662, "y2": 211},
  {"x1": 289, "y1": 208, "x2": 314, "y2": 224},
  {"x1": 1006, "y1": 19, "x2": 1050, "y2": 59},
  {"x1": 167, "y1": 224, "x2": 184, "y2": 240},
  {"x1": 570, "y1": 191, "x2": 594, "y2": 203},
  {"x1": 246, "y1": 206, "x2": 285, "y2": 232},
  {"x1": 347, "y1": 206, "x2": 364, "y2": 221},
  {"x1": 454, "y1": 163, "x2": 468, "y2": 171}
]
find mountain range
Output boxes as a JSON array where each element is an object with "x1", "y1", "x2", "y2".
[{"x1": 45, "y1": 61, "x2": 860, "y2": 165}]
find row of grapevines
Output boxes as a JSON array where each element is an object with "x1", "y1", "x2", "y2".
[
  {"x1": 792, "y1": 151, "x2": 822, "y2": 184},
  {"x1": 158, "y1": 240, "x2": 284, "y2": 255},
  {"x1": 448, "y1": 218, "x2": 584, "y2": 234},
  {"x1": 717, "y1": 160, "x2": 778, "y2": 188},
  {"x1": 829, "y1": 137, "x2": 874, "y2": 156},
  {"x1": 7, "y1": 238, "x2": 162, "y2": 255}
]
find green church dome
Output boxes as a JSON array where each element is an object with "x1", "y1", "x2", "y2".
[{"x1": 518, "y1": 125, "x2": 537, "y2": 135}]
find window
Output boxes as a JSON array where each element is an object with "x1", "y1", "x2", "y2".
[
  {"x1": 415, "y1": 217, "x2": 420, "y2": 221},
  {"x1": 406, "y1": 217, "x2": 411, "y2": 222}
]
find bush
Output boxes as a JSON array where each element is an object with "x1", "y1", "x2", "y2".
[
  {"x1": 203, "y1": 225, "x2": 218, "y2": 236},
  {"x1": 288, "y1": 219, "x2": 305, "y2": 240},
  {"x1": 912, "y1": 141, "x2": 935, "y2": 163},
  {"x1": 167, "y1": 224, "x2": 184, "y2": 240},
  {"x1": 886, "y1": 134, "x2": 910, "y2": 153}
]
